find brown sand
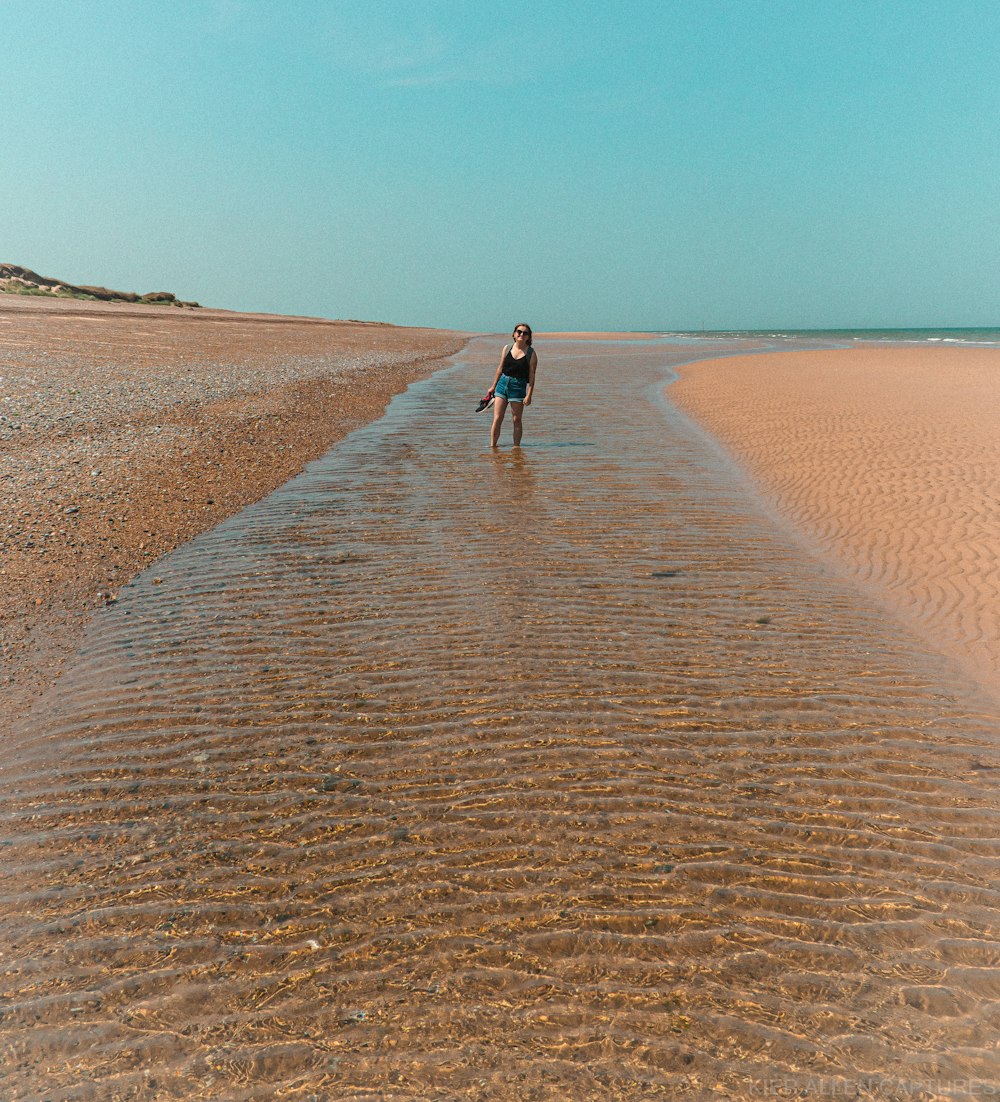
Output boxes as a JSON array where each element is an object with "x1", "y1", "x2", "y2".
[
  {"x1": 4, "y1": 337, "x2": 999, "y2": 1100},
  {"x1": 0, "y1": 295, "x2": 468, "y2": 733},
  {"x1": 672, "y1": 345, "x2": 1000, "y2": 702}
]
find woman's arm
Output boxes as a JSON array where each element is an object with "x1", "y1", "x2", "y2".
[{"x1": 524, "y1": 349, "x2": 537, "y2": 405}]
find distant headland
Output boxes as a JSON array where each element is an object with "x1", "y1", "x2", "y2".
[{"x1": 0, "y1": 263, "x2": 201, "y2": 308}]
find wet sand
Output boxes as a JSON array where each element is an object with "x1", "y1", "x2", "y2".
[
  {"x1": 537, "y1": 332, "x2": 664, "y2": 340},
  {"x1": 0, "y1": 296, "x2": 467, "y2": 734},
  {"x1": 672, "y1": 346, "x2": 1000, "y2": 704},
  {"x1": 3, "y1": 337, "x2": 999, "y2": 1101}
]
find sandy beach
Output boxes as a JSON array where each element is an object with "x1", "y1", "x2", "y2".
[
  {"x1": 3, "y1": 335, "x2": 999, "y2": 1100},
  {"x1": 0, "y1": 296, "x2": 467, "y2": 734},
  {"x1": 671, "y1": 345, "x2": 1000, "y2": 704}
]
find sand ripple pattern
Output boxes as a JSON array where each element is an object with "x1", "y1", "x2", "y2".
[
  {"x1": 3, "y1": 339, "x2": 1000, "y2": 1101},
  {"x1": 672, "y1": 347, "x2": 1000, "y2": 702}
]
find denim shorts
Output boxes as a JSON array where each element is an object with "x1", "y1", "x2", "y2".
[{"x1": 495, "y1": 373, "x2": 528, "y2": 402}]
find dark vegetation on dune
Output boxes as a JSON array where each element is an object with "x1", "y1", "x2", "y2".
[{"x1": 0, "y1": 263, "x2": 201, "y2": 308}]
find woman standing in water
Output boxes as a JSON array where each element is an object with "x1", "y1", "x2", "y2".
[{"x1": 488, "y1": 323, "x2": 537, "y2": 447}]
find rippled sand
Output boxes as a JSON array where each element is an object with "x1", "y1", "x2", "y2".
[
  {"x1": 672, "y1": 347, "x2": 1000, "y2": 703},
  {"x1": 3, "y1": 338, "x2": 999, "y2": 1101},
  {"x1": 0, "y1": 294, "x2": 465, "y2": 733}
]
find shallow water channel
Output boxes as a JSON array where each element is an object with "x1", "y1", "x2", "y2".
[{"x1": 3, "y1": 337, "x2": 999, "y2": 1101}]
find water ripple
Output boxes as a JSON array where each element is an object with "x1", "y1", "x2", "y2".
[{"x1": 3, "y1": 338, "x2": 999, "y2": 1101}]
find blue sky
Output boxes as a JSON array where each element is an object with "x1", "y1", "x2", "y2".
[{"x1": 2, "y1": 0, "x2": 998, "y2": 330}]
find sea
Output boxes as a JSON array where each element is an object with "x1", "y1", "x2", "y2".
[{"x1": 670, "y1": 326, "x2": 1000, "y2": 347}]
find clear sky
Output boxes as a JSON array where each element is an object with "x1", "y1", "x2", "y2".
[{"x1": 2, "y1": 0, "x2": 999, "y2": 331}]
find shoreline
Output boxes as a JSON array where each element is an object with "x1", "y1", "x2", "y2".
[
  {"x1": 1, "y1": 296, "x2": 470, "y2": 734},
  {"x1": 6, "y1": 334, "x2": 1000, "y2": 1098},
  {"x1": 670, "y1": 343, "x2": 1000, "y2": 704},
  {"x1": 11, "y1": 322, "x2": 996, "y2": 732}
]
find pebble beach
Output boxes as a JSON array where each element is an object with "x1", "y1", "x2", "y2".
[{"x1": 0, "y1": 295, "x2": 467, "y2": 734}]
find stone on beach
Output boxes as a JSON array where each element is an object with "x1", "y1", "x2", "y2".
[{"x1": 0, "y1": 295, "x2": 466, "y2": 732}]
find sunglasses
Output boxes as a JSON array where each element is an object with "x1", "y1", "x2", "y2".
[{"x1": 514, "y1": 329, "x2": 529, "y2": 336}]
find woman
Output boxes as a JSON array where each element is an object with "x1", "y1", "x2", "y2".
[{"x1": 488, "y1": 323, "x2": 537, "y2": 447}]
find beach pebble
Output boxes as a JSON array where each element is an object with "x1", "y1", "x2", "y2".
[{"x1": 0, "y1": 299, "x2": 463, "y2": 734}]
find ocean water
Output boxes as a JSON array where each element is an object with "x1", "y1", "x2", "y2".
[
  {"x1": 671, "y1": 327, "x2": 1000, "y2": 347},
  {"x1": 3, "y1": 336, "x2": 999, "y2": 1101}
]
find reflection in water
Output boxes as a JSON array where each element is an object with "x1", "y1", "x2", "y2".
[
  {"x1": 486, "y1": 446, "x2": 537, "y2": 501},
  {"x1": 3, "y1": 337, "x2": 1000, "y2": 1101}
]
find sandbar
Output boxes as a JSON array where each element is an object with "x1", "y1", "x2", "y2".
[{"x1": 671, "y1": 345, "x2": 1000, "y2": 702}]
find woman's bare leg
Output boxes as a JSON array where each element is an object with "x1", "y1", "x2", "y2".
[
  {"x1": 490, "y1": 396, "x2": 508, "y2": 447},
  {"x1": 510, "y1": 401, "x2": 524, "y2": 446}
]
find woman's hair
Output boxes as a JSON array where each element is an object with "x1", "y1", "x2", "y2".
[{"x1": 513, "y1": 322, "x2": 533, "y2": 346}]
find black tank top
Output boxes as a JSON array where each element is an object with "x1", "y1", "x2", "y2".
[{"x1": 501, "y1": 345, "x2": 531, "y2": 382}]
